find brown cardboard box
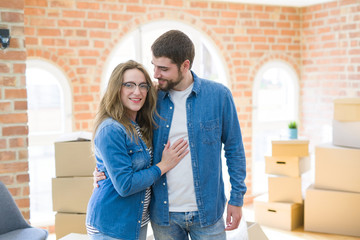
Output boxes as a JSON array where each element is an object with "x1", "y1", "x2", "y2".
[
  {"x1": 247, "y1": 222, "x2": 269, "y2": 240},
  {"x1": 332, "y1": 120, "x2": 360, "y2": 149},
  {"x1": 265, "y1": 156, "x2": 310, "y2": 177},
  {"x1": 254, "y1": 195, "x2": 303, "y2": 231},
  {"x1": 268, "y1": 176, "x2": 306, "y2": 203},
  {"x1": 333, "y1": 98, "x2": 360, "y2": 122},
  {"x1": 315, "y1": 143, "x2": 360, "y2": 193},
  {"x1": 271, "y1": 140, "x2": 309, "y2": 157},
  {"x1": 55, "y1": 132, "x2": 96, "y2": 177},
  {"x1": 304, "y1": 185, "x2": 360, "y2": 237},
  {"x1": 55, "y1": 213, "x2": 87, "y2": 240},
  {"x1": 52, "y1": 177, "x2": 93, "y2": 213}
]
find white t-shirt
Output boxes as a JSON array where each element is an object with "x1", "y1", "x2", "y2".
[{"x1": 167, "y1": 83, "x2": 198, "y2": 212}]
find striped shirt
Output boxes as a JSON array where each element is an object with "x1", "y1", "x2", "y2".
[
  {"x1": 135, "y1": 123, "x2": 152, "y2": 227},
  {"x1": 87, "y1": 123, "x2": 153, "y2": 234}
]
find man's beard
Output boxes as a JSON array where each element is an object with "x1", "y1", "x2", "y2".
[{"x1": 158, "y1": 71, "x2": 183, "y2": 92}]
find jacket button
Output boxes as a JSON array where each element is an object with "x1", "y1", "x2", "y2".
[
  {"x1": 164, "y1": 201, "x2": 167, "y2": 204},
  {"x1": 163, "y1": 182, "x2": 166, "y2": 186}
]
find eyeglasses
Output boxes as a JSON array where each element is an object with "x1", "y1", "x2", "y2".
[{"x1": 122, "y1": 82, "x2": 150, "y2": 92}]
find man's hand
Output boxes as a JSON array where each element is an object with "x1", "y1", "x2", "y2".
[
  {"x1": 225, "y1": 204, "x2": 243, "y2": 231},
  {"x1": 93, "y1": 167, "x2": 106, "y2": 188}
]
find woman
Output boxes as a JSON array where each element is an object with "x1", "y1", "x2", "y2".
[{"x1": 86, "y1": 60, "x2": 188, "y2": 240}]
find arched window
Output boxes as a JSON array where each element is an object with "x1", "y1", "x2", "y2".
[
  {"x1": 26, "y1": 59, "x2": 72, "y2": 226},
  {"x1": 252, "y1": 60, "x2": 299, "y2": 195},
  {"x1": 102, "y1": 21, "x2": 228, "y2": 92}
]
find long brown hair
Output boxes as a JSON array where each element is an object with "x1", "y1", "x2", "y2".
[{"x1": 93, "y1": 60, "x2": 157, "y2": 147}]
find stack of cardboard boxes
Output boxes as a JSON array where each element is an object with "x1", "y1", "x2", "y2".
[
  {"x1": 304, "y1": 98, "x2": 360, "y2": 237},
  {"x1": 52, "y1": 132, "x2": 96, "y2": 239},
  {"x1": 254, "y1": 139, "x2": 310, "y2": 231}
]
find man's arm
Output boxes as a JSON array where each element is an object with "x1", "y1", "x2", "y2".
[{"x1": 221, "y1": 88, "x2": 247, "y2": 230}]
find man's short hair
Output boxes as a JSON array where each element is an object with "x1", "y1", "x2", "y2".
[{"x1": 151, "y1": 30, "x2": 195, "y2": 69}]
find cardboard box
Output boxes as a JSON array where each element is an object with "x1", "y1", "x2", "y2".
[
  {"x1": 55, "y1": 132, "x2": 96, "y2": 177},
  {"x1": 334, "y1": 98, "x2": 360, "y2": 122},
  {"x1": 333, "y1": 120, "x2": 360, "y2": 149},
  {"x1": 304, "y1": 185, "x2": 360, "y2": 237},
  {"x1": 59, "y1": 233, "x2": 90, "y2": 240},
  {"x1": 55, "y1": 213, "x2": 87, "y2": 240},
  {"x1": 268, "y1": 176, "x2": 306, "y2": 203},
  {"x1": 315, "y1": 143, "x2": 360, "y2": 193},
  {"x1": 247, "y1": 222, "x2": 269, "y2": 240},
  {"x1": 254, "y1": 195, "x2": 303, "y2": 231},
  {"x1": 265, "y1": 156, "x2": 310, "y2": 177},
  {"x1": 52, "y1": 177, "x2": 93, "y2": 213},
  {"x1": 271, "y1": 140, "x2": 309, "y2": 157},
  {"x1": 226, "y1": 220, "x2": 269, "y2": 240}
]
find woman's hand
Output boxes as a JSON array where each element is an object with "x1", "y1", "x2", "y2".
[{"x1": 156, "y1": 138, "x2": 189, "y2": 175}]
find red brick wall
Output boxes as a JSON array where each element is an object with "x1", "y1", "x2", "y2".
[
  {"x1": 302, "y1": 0, "x2": 360, "y2": 150},
  {"x1": 0, "y1": 0, "x2": 30, "y2": 219},
  {"x1": 0, "y1": 0, "x2": 359, "y2": 221}
]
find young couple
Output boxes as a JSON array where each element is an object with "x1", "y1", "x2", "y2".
[{"x1": 86, "y1": 30, "x2": 247, "y2": 240}]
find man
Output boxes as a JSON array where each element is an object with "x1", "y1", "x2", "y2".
[
  {"x1": 95, "y1": 30, "x2": 247, "y2": 239},
  {"x1": 149, "y1": 30, "x2": 246, "y2": 240}
]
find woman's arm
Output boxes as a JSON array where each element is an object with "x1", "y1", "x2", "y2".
[{"x1": 94, "y1": 123, "x2": 188, "y2": 197}]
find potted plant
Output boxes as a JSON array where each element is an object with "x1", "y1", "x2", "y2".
[{"x1": 288, "y1": 121, "x2": 298, "y2": 139}]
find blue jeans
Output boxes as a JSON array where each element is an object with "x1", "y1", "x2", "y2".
[
  {"x1": 89, "y1": 225, "x2": 147, "y2": 240},
  {"x1": 151, "y1": 211, "x2": 226, "y2": 240}
]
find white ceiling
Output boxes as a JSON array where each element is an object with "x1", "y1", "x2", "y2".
[{"x1": 213, "y1": 0, "x2": 336, "y2": 7}]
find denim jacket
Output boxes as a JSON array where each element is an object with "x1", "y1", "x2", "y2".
[
  {"x1": 150, "y1": 71, "x2": 247, "y2": 227},
  {"x1": 86, "y1": 118, "x2": 161, "y2": 240}
]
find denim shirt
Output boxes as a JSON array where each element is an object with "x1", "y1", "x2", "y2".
[
  {"x1": 86, "y1": 118, "x2": 161, "y2": 240},
  {"x1": 150, "y1": 71, "x2": 247, "y2": 227}
]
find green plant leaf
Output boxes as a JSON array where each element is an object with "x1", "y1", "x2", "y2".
[{"x1": 288, "y1": 121, "x2": 297, "y2": 129}]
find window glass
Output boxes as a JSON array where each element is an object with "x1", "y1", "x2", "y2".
[
  {"x1": 252, "y1": 61, "x2": 299, "y2": 194},
  {"x1": 27, "y1": 68, "x2": 62, "y2": 133},
  {"x1": 257, "y1": 67, "x2": 295, "y2": 122},
  {"x1": 26, "y1": 60, "x2": 72, "y2": 227},
  {"x1": 102, "y1": 21, "x2": 227, "y2": 94}
]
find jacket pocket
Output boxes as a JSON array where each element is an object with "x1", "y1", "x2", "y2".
[
  {"x1": 200, "y1": 119, "x2": 220, "y2": 145},
  {"x1": 128, "y1": 145, "x2": 147, "y2": 171}
]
